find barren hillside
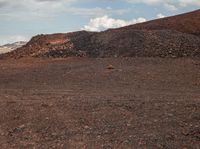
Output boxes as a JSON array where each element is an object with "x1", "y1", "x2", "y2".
[
  {"x1": 1, "y1": 9, "x2": 200, "y2": 59},
  {"x1": 119, "y1": 9, "x2": 200, "y2": 36}
]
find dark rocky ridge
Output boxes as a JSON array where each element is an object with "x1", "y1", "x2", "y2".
[
  {"x1": 120, "y1": 9, "x2": 200, "y2": 36},
  {"x1": 1, "y1": 9, "x2": 200, "y2": 59}
]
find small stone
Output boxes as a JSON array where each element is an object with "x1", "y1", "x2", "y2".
[
  {"x1": 51, "y1": 133, "x2": 57, "y2": 136},
  {"x1": 19, "y1": 124, "x2": 25, "y2": 129},
  {"x1": 84, "y1": 125, "x2": 89, "y2": 129},
  {"x1": 107, "y1": 65, "x2": 115, "y2": 70},
  {"x1": 127, "y1": 123, "x2": 131, "y2": 127}
]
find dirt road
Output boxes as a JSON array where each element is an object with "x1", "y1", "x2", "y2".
[{"x1": 0, "y1": 58, "x2": 200, "y2": 148}]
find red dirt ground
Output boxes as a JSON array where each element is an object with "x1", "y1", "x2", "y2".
[{"x1": 0, "y1": 58, "x2": 200, "y2": 148}]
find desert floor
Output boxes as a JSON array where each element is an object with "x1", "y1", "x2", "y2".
[{"x1": 0, "y1": 57, "x2": 200, "y2": 149}]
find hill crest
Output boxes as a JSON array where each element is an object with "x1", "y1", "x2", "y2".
[{"x1": 1, "y1": 9, "x2": 200, "y2": 59}]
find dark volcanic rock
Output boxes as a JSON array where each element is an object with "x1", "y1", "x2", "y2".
[
  {"x1": 120, "y1": 9, "x2": 200, "y2": 36},
  {"x1": 1, "y1": 9, "x2": 200, "y2": 59}
]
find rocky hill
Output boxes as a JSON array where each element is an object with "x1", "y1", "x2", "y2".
[
  {"x1": 119, "y1": 9, "x2": 200, "y2": 36},
  {"x1": 1, "y1": 9, "x2": 200, "y2": 59}
]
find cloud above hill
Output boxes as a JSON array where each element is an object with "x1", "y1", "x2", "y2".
[
  {"x1": 157, "y1": 13, "x2": 166, "y2": 18},
  {"x1": 0, "y1": 0, "x2": 199, "y2": 15},
  {"x1": 0, "y1": 0, "x2": 129, "y2": 20},
  {"x1": 82, "y1": 15, "x2": 146, "y2": 31},
  {"x1": 0, "y1": 0, "x2": 199, "y2": 21}
]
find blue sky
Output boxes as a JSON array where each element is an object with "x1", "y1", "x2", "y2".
[{"x1": 0, "y1": 0, "x2": 199, "y2": 45}]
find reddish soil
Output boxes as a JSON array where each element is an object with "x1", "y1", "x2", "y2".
[{"x1": 0, "y1": 58, "x2": 200, "y2": 148}]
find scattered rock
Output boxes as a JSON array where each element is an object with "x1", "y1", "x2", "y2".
[
  {"x1": 84, "y1": 125, "x2": 90, "y2": 129},
  {"x1": 107, "y1": 65, "x2": 115, "y2": 70}
]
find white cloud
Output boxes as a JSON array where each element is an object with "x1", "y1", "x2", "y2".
[
  {"x1": 65, "y1": 7, "x2": 130, "y2": 17},
  {"x1": 0, "y1": 0, "x2": 77, "y2": 20},
  {"x1": 82, "y1": 15, "x2": 147, "y2": 32},
  {"x1": 0, "y1": 0, "x2": 129, "y2": 20},
  {"x1": 178, "y1": 0, "x2": 200, "y2": 7},
  {"x1": 126, "y1": 0, "x2": 173, "y2": 5},
  {"x1": 126, "y1": 0, "x2": 200, "y2": 10},
  {"x1": 0, "y1": 0, "x2": 199, "y2": 20},
  {"x1": 164, "y1": 3, "x2": 178, "y2": 11},
  {"x1": 157, "y1": 13, "x2": 166, "y2": 18}
]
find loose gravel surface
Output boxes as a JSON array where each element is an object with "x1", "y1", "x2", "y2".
[{"x1": 0, "y1": 58, "x2": 200, "y2": 149}]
